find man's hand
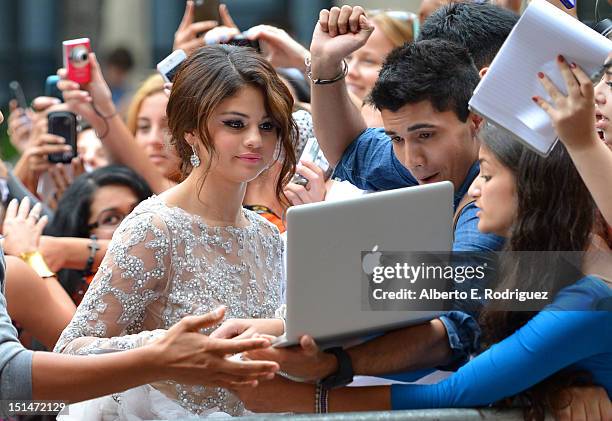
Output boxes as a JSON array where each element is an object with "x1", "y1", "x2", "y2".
[
  {"x1": 244, "y1": 334, "x2": 337, "y2": 383},
  {"x1": 284, "y1": 160, "x2": 327, "y2": 206},
  {"x1": 210, "y1": 318, "x2": 284, "y2": 340},
  {"x1": 310, "y1": 6, "x2": 373, "y2": 78},
  {"x1": 232, "y1": 374, "x2": 313, "y2": 413}
]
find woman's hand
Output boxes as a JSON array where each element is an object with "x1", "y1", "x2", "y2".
[
  {"x1": 47, "y1": 157, "x2": 85, "y2": 209},
  {"x1": 283, "y1": 160, "x2": 327, "y2": 206},
  {"x1": 173, "y1": 0, "x2": 237, "y2": 55},
  {"x1": 210, "y1": 318, "x2": 284, "y2": 340},
  {"x1": 7, "y1": 100, "x2": 34, "y2": 154},
  {"x1": 149, "y1": 306, "x2": 280, "y2": 388},
  {"x1": 56, "y1": 53, "x2": 115, "y2": 128},
  {"x1": 553, "y1": 385, "x2": 612, "y2": 421},
  {"x1": 2, "y1": 198, "x2": 48, "y2": 257},
  {"x1": 245, "y1": 25, "x2": 310, "y2": 70},
  {"x1": 533, "y1": 55, "x2": 600, "y2": 151}
]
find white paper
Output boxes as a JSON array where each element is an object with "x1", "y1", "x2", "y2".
[{"x1": 469, "y1": 0, "x2": 612, "y2": 156}]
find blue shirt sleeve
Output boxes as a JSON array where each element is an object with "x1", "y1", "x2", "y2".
[
  {"x1": 453, "y1": 202, "x2": 505, "y2": 253},
  {"x1": 436, "y1": 311, "x2": 481, "y2": 371},
  {"x1": 333, "y1": 128, "x2": 418, "y2": 191},
  {"x1": 391, "y1": 277, "x2": 612, "y2": 409}
]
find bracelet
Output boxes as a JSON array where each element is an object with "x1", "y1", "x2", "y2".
[
  {"x1": 83, "y1": 235, "x2": 99, "y2": 275},
  {"x1": 314, "y1": 383, "x2": 329, "y2": 413},
  {"x1": 19, "y1": 251, "x2": 55, "y2": 278},
  {"x1": 91, "y1": 99, "x2": 118, "y2": 139},
  {"x1": 305, "y1": 56, "x2": 349, "y2": 85}
]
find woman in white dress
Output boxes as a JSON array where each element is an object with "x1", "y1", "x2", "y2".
[{"x1": 54, "y1": 44, "x2": 297, "y2": 418}]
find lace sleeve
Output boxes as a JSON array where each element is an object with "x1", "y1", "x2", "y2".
[{"x1": 54, "y1": 211, "x2": 172, "y2": 355}]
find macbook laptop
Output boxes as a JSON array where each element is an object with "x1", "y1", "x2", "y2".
[{"x1": 275, "y1": 181, "x2": 454, "y2": 347}]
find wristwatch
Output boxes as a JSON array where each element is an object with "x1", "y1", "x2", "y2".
[{"x1": 319, "y1": 347, "x2": 354, "y2": 390}]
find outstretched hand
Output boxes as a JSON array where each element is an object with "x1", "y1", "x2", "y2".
[
  {"x1": 151, "y1": 306, "x2": 280, "y2": 388},
  {"x1": 533, "y1": 55, "x2": 599, "y2": 151}
]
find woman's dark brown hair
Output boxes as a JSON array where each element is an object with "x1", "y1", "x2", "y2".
[
  {"x1": 477, "y1": 124, "x2": 597, "y2": 420},
  {"x1": 166, "y1": 44, "x2": 297, "y2": 205}
]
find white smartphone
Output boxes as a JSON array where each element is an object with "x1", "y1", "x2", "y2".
[
  {"x1": 291, "y1": 137, "x2": 332, "y2": 186},
  {"x1": 157, "y1": 49, "x2": 187, "y2": 83}
]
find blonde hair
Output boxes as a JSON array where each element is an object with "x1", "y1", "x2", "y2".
[
  {"x1": 126, "y1": 73, "x2": 165, "y2": 135},
  {"x1": 370, "y1": 12, "x2": 414, "y2": 47}
]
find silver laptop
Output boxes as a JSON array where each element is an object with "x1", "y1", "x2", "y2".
[{"x1": 274, "y1": 181, "x2": 454, "y2": 347}]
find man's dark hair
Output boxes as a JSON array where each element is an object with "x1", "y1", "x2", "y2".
[
  {"x1": 107, "y1": 46, "x2": 134, "y2": 71},
  {"x1": 368, "y1": 39, "x2": 479, "y2": 122},
  {"x1": 418, "y1": 2, "x2": 519, "y2": 69}
]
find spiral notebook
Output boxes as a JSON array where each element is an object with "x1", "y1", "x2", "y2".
[{"x1": 468, "y1": 0, "x2": 612, "y2": 156}]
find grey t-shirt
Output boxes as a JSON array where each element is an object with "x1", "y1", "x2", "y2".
[{"x1": 0, "y1": 250, "x2": 33, "y2": 415}]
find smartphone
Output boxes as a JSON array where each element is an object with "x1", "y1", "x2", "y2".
[
  {"x1": 157, "y1": 49, "x2": 187, "y2": 83},
  {"x1": 291, "y1": 138, "x2": 332, "y2": 186},
  {"x1": 48, "y1": 111, "x2": 77, "y2": 164},
  {"x1": 63, "y1": 38, "x2": 92, "y2": 84},
  {"x1": 44, "y1": 75, "x2": 63, "y2": 101},
  {"x1": 9, "y1": 81, "x2": 28, "y2": 109},
  {"x1": 193, "y1": 0, "x2": 220, "y2": 22}
]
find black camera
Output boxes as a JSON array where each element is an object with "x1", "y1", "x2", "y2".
[{"x1": 226, "y1": 34, "x2": 260, "y2": 52}]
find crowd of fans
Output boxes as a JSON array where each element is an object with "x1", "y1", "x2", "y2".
[{"x1": 0, "y1": 0, "x2": 611, "y2": 420}]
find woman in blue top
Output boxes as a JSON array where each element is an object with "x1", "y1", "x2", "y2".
[{"x1": 234, "y1": 57, "x2": 612, "y2": 419}]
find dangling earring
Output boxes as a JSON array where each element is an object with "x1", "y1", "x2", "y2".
[{"x1": 190, "y1": 144, "x2": 200, "y2": 168}]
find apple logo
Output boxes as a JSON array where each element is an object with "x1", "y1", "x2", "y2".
[{"x1": 362, "y1": 245, "x2": 382, "y2": 275}]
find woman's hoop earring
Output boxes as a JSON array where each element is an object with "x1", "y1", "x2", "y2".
[{"x1": 190, "y1": 144, "x2": 201, "y2": 168}]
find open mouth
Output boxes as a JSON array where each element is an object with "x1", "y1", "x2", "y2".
[
  {"x1": 418, "y1": 173, "x2": 440, "y2": 183},
  {"x1": 596, "y1": 111, "x2": 609, "y2": 141}
]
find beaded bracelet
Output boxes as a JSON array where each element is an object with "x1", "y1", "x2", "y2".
[{"x1": 314, "y1": 383, "x2": 329, "y2": 413}]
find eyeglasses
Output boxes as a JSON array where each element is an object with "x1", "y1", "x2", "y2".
[{"x1": 87, "y1": 210, "x2": 130, "y2": 231}]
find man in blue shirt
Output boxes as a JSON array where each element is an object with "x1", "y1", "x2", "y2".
[{"x1": 227, "y1": 3, "x2": 519, "y2": 387}]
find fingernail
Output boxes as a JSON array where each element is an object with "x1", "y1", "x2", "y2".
[
  {"x1": 532, "y1": 96, "x2": 539, "y2": 103},
  {"x1": 570, "y1": 62, "x2": 577, "y2": 69},
  {"x1": 213, "y1": 305, "x2": 225, "y2": 317},
  {"x1": 537, "y1": 72, "x2": 544, "y2": 79},
  {"x1": 557, "y1": 54, "x2": 564, "y2": 63}
]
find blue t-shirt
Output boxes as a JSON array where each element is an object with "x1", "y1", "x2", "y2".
[
  {"x1": 391, "y1": 276, "x2": 612, "y2": 408},
  {"x1": 333, "y1": 128, "x2": 505, "y2": 367}
]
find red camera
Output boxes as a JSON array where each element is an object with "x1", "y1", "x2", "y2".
[{"x1": 63, "y1": 38, "x2": 91, "y2": 84}]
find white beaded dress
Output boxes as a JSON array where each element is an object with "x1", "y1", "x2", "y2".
[{"x1": 54, "y1": 196, "x2": 284, "y2": 419}]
